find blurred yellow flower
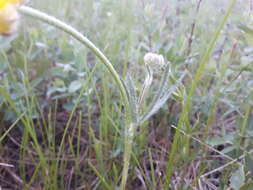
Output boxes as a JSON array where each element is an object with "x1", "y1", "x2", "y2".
[
  {"x1": 0, "y1": 0, "x2": 24, "y2": 36},
  {"x1": 0, "y1": 0, "x2": 23, "y2": 8}
]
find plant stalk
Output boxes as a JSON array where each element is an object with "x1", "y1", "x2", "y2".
[
  {"x1": 19, "y1": 6, "x2": 129, "y2": 109},
  {"x1": 164, "y1": 0, "x2": 237, "y2": 186},
  {"x1": 19, "y1": 6, "x2": 132, "y2": 190}
]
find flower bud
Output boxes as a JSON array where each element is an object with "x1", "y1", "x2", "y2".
[{"x1": 144, "y1": 52, "x2": 165, "y2": 67}]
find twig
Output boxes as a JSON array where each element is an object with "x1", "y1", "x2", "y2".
[
  {"x1": 200, "y1": 149, "x2": 253, "y2": 179},
  {"x1": 171, "y1": 125, "x2": 234, "y2": 161},
  {"x1": 0, "y1": 163, "x2": 14, "y2": 167},
  {"x1": 186, "y1": 0, "x2": 203, "y2": 56},
  {"x1": 0, "y1": 157, "x2": 23, "y2": 186}
]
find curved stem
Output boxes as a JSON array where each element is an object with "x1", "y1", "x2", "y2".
[
  {"x1": 19, "y1": 5, "x2": 132, "y2": 190},
  {"x1": 19, "y1": 6, "x2": 129, "y2": 108}
]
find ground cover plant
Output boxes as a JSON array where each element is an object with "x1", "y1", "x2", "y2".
[{"x1": 0, "y1": 0, "x2": 253, "y2": 189}]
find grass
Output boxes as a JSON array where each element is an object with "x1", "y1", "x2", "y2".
[{"x1": 0, "y1": 0, "x2": 253, "y2": 189}]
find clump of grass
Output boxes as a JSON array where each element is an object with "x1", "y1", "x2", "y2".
[
  {"x1": 0, "y1": 5, "x2": 183, "y2": 189},
  {"x1": 0, "y1": 0, "x2": 252, "y2": 189}
]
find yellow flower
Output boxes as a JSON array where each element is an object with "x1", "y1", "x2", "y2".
[
  {"x1": 0, "y1": 0, "x2": 24, "y2": 36},
  {"x1": 0, "y1": 0, "x2": 23, "y2": 8}
]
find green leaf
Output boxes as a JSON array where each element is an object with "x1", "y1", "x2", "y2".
[
  {"x1": 68, "y1": 80, "x2": 83, "y2": 93},
  {"x1": 238, "y1": 24, "x2": 253, "y2": 37},
  {"x1": 125, "y1": 74, "x2": 138, "y2": 122},
  {"x1": 240, "y1": 180, "x2": 253, "y2": 190},
  {"x1": 238, "y1": 24, "x2": 253, "y2": 47},
  {"x1": 230, "y1": 165, "x2": 245, "y2": 190},
  {"x1": 206, "y1": 133, "x2": 236, "y2": 147}
]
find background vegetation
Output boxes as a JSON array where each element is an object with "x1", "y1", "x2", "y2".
[{"x1": 0, "y1": 0, "x2": 253, "y2": 189}]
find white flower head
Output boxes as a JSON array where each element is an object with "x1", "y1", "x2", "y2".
[
  {"x1": 144, "y1": 52, "x2": 165, "y2": 68},
  {"x1": 106, "y1": 12, "x2": 112, "y2": 17}
]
